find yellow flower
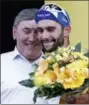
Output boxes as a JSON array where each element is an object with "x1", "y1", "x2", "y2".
[
  {"x1": 34, "y1": 70, "x2": 57, "y2": 86},
  {"x1": 72, "y1": 52, "x2": 88, "y2": 61},
  {"x1": 46, "y1": 56, "x2": 55, "y2": 64},
  {"x1": 82, "y1": 68, "x2": 89, "y2": 78},
  {"x1": 60, "y1": 67, "x2": 65, "y2": 72},
  {"x1": 57, "y1": 72, "x2": 66, "y2": 83},
  {"x1": 56, "y1": 54, "x2": 63, "y2": 61},
  {"x1": 34, "y1": 45, "x2": 89, "y2": 90},
  {"x1": 66, "y1": 60, "x2": 88, "y2": 71},
  {"x1": 53, "y1": 63, "x2": 59, "y2": 69},
  {"x1": 64, "y1": 77, "x2": 73, "y2": 83},
  {"x1": 62, "y1": 52, "x2": 69, "y2": 58},
  {"x1": 38, "y1": 58, "x2": 48, "y2": 72},
  {"x1": 64, "y1": 69, "x2": 74, "y2": 78},
  {"x1": 44, "y1": 70, "x2": 57, "y2": 84},
  {"x1": 34, "y1": 75, "x2": 44, "y2": 87},
  {"x1": 63, "y1": 71, "x2": 86, "y2": 89},
  {"x1": 54, "y1": 67, "x2": 60, "y2": 76}
]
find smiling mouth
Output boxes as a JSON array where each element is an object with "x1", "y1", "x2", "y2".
[
  {"x1": 25, "y1": 43, "x2": 40, "y2": 47},
  {"x1": 43, "y1": 41, "x2": 55, "y2": 46},
  {"x1": 42, "y1": 39, "x2": 55, "y2": 43},
  {"x1": 42, "y1": 38, "x2": 55, "y2": 43},
  {"x1": 27, "y1": 44, "x2": 34, "y2": 47}
]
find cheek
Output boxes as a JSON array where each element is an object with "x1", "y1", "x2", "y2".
[
  {"x1": 16, "y1": 33, "x2": 28, "y2": 42},
  {"x1": 38, "y1": 33, "x2": 42, "y2": 40},
  {"x1": 54, "y1": 29, "x2": 63, "y2": 38},
  {"x1": 36, "y1": 37, "x2": 41, "y2": 44},
  {"x1": 51, "y1": 28, "x2": 61, "y2": 37},
  {"x1": 51, "y1": 32, "x2": 60, "y2": 41}
]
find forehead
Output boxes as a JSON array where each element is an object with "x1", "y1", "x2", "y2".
[
  {"x1": 38, "y1": 19, "x2": 61, "y2": 28},
  {"x1": 17, "y1": 20, "x2": 38, "y2": 29}
]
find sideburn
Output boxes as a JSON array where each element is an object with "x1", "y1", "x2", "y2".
[
  {"x1": 58, "y1": 34, "x2": 64, "y2": 47},
  {"x1": 58, "y1": 26, "x2": 64, "y2": 47}
]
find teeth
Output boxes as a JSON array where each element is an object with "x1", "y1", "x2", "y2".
[
  {"x1": 27, "y1": 44, "x2": 34, "y2": 46},
  {"x1": 43, "y1": 42, "x2": 54, "y2": 46},
  {"x1": 44, "y1": 42, "x2": 54, "y2": 44}
]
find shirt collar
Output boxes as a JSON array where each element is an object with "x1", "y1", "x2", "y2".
[
  {"x1": 12, "y1": 47, "x2": 44, "y2": 65},
  {"x1": 32, "y1": 52, "x2": 44, "y2": 65},
  {"x1": 12, "y1": 47, "x2": 21, "y2": 59}
]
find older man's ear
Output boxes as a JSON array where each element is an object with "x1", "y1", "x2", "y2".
[{"x1": 12, "y1": 27, "x2": 17, "y2": 40}]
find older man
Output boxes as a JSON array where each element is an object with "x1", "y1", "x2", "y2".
[{"x1": 1, "y1": 9, "x2": 48, "y2": 104}]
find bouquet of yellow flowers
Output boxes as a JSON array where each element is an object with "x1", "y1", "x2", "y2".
[{"x1": 20, "y1": 43, "x2": 89, "y2": 103}]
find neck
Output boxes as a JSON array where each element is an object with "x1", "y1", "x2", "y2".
[
  {"x1": 64, "y1": 36, "x2": 70, "y2": 47},
  {"x1": 27, "y1": 52, "x2": 42, "y2": 62}
]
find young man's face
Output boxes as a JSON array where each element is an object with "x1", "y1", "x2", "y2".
[
  {"x1": 37, "y1": 19, "x2": 64, "y2": 52},
  {"x1": 13, "y1": 20, "x2": 42, "y2": 61}
]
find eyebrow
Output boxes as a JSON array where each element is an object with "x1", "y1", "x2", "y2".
[
  {"x1": 22, "y1": 27, "x2": 37, "y2": 30},
  {"x1": 38, "y1": 26, "x2": 56, "y2": 29},
  {"x1": 22, "y1": 27, "x2": 30, "y2": 30}
]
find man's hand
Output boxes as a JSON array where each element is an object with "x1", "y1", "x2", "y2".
[{"x1": 66, "y1": 94, "x2": 89, "y2": 104}]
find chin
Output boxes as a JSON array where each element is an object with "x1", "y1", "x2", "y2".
[
  {"x1": 44, "y1": 48, "x2": 54, "y2": 52},
  {"x1": 27, "y1": 55, "x2": 38, "y2": 61}
]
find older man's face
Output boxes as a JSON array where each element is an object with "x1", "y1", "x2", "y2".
[
  {"x1": 13, "y1": 20, "x2": 42, "y2": 61},
  {"x1": 37, "y1": 19, "x2": 64, "y2": 52}
]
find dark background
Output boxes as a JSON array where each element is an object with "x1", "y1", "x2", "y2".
[{"x1": 1, "y1": 0, "x2": 44, "y2": 53}]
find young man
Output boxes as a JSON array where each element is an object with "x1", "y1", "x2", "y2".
[
  {"x1": 1, "y1": 9, "x2": 47, "y2": 104},
  {"x1": 34, "y1": 3, "x2": 71, "y2": 104},
  {"x1": 35, "y1": 4, "x2": 89, "y2": 104},
  {"x1": 35, "y1": 3, "x2": 71, "y2": 53}
]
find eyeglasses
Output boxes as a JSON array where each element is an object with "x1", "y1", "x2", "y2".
[
  {"x1": 40, "y1": 4, "x2": 70, "y2": 24},
  {"x1": 40, "y1": 4, "x2": 68, "y2": 18},
  {"x1": 40, "y1": 4, "x2": 62, "y2": 11}
]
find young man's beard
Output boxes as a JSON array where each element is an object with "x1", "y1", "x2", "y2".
[{"x1": 42, "y1": 34, "x2": 64, "y2": 53}]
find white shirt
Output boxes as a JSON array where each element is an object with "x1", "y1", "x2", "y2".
[{"x1": 1, "y1": 47, "x2": 60, "y2": 104}]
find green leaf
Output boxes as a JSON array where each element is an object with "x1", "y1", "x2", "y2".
[
  {"x1": 29, "y1": 72, "x2": 35, "y2": 78},
  {"x1": 48, "y1": 64, "x2": 53, "y2": 70},
  {"x1": 19, "y1": 79, "x2": 34, "y2": 88},
  {"x1": 74, "y1": 42, "x2": 81, "y2": 52},
  {"x1": 33, "y1": 63, "x2": 39, "y2": 69},
  {"x1": 33, "y1": 83, "x2": 64, "y2": 102},
  {"x1": 33, "y1": 79, "x2": 89, "y2": 102},
  {"x1": 33, "y1": 91, "x2": 37, "y2": 103},
  {"x1": 84, "y1": 52, "x2": 89, "y2": 57},
  {"x1": 42, "y1": 56, "x2": 46, "y2": 59}
]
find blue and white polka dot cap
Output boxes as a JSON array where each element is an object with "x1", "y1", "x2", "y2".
[{"x1": 35, "y1": 4, "x2": 71, "y2": 27}]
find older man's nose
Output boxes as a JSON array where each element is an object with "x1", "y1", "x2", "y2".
[{"x1": 28, "y1": 33, "x2": 36, "y2": 42}]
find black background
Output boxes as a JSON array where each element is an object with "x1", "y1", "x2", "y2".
[{"x1": 1, "y1": 0, "x2": 44, "y2": 53}]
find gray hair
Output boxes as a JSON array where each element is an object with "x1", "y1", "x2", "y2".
[{"x1": 13, "y1": 8, "x2": 38, "y2": 27}]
